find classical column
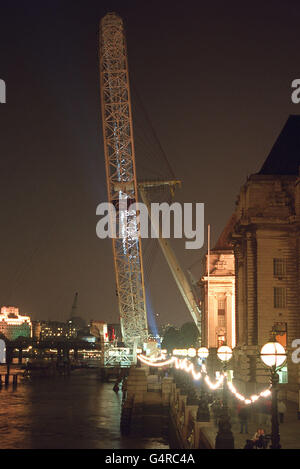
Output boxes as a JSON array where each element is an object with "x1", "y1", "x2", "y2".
[
  {"x1": 233, "y1": 244, "x2": 240, "y2": 346},
  {"x1": 234, "y1": 240, "x2": 246, "y2": 345},
  {"x1": 208, "y1": 293, "x2": 217, "y2": 348},
  {"x1": 246, "y1": 232, "x2": 258, "y2": 345},
  {"x1": 225, "y1": 292, "x2": 233, "y2": 348}
]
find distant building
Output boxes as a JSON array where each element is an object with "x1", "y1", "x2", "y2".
[
  {"x1": 90, "y1": 321, "x2": 109, "y2": 343},
  {"x1": 33, "y1": 320, "x2": 78, "y2": 341},
  {"x1": 79, "y1": 334, "x2": 96, "y2": 344},
  {"x1": 67, "y1": 316, "x2": 86, "y2": 331},
  {"x1": 107, "y1": 323, "x2": 121, "y2": 343},
  {"x1": 0, "y1": 306, "x2": 32, "y2": 340}
]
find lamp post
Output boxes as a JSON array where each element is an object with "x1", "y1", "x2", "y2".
[
  {"x1": 196, "y1": 347, "x2": 210, "y2": 421},
  {"x1": 260, "y1": 341, "x2": 287, "y2": 450},
  {"x1": 186, "y1": 372, "x2": 198, "y2": 405},
  {"x1": 215, "y1": 345, "x2": 234, "y2": 449}
]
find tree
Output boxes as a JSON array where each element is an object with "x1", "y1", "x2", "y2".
[
  {"x1": 12, "y1": 336, "x2": 33, "y2": 364},
  {"x1": 179, "y1": 322, "x2": 200, "y2": 348},
  {"x1": 161, "y1": 327, "x2": 180, "y2": 353}
]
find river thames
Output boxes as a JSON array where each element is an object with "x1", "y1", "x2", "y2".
[{"x1": 0, "y1": 370, "x2": 169, "y2": 449}]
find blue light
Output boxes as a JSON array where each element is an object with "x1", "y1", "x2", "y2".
[{"x1": 146, "y1": 288, "x2": 161, "y2": 347}]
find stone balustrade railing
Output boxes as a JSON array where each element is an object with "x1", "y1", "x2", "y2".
[{"x1": 165, "y1": 376, "x2": 214, "y2": 449}]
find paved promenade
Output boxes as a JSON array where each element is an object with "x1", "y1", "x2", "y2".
[{"x1": 202, "y1": 399, "x2": 300, "y2": 449}]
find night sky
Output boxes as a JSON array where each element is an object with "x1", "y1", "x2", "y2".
[{"x1": 0, "y1": 0, "x2": 299, "y2": 327}]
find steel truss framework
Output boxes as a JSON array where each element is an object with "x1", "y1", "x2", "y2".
[{"x1": 99, "y1": 13, "x2": 148, "y2": 345}]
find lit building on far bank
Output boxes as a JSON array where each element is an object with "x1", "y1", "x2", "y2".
[
  {"x1": 0, "y1": 306, "x2": 32, "y2": 340},
  {"x1": 32, "y1": 320, "x2": 81, "y2": 341}
]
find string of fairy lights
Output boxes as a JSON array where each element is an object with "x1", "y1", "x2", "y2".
[{"x1": 137, "y1": 353, "x2": 272, "y2": 405}]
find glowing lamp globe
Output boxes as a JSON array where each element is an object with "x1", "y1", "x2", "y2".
[
  {"x1": 260, "y1": 342, "x2": 286, "y2": 368},
  {"x1": 217, "y1": 345, "x2": 232, "y2": 362},
  {"x1": 198, "y1": 347, "x2": 209, "y2": 359},
  {"x1": 187, "y1": 348, "x2": 196, "y2": 358}
]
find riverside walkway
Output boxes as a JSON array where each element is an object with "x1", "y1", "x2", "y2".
[{"x1": 201, "y1": 399, "x2": 300, "y2": 449}]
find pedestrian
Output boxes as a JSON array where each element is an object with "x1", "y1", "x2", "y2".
[
  {"x1": 212, "y1": 399, "x2": 222, "y2": 428},
  {"x1": 243, "y1": 439, "x2": 254, "y2": 449},
  {"x1": 278, "y1": 400, "x2": 287, "y2": 423},
  {"x1": 251, "y1": 428, "x2": 267, "y2": 449},
  {"x1": 238, "y1": 403, "x2": 249, "y2": 434},
  {"x1": 113, "y1": 381, "x2": 119, "y2": 392}
]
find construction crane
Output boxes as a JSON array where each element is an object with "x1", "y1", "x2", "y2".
[
  {"x1": 70, "y1": 292, "x2": 78, "y2": 319},
  {"x1": 99, "y1": 12, "x2": 201, "y2": 347},
  {"x1": 99, "y1": 13, "x2": 148, "y2": 347},
  {"x1": 138, "y1": 184, "x2": 202, "y2": 337}
]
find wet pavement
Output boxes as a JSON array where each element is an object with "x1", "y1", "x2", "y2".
[{"x1": 0, "y1": 369, "x2": 169, "y2": 449}]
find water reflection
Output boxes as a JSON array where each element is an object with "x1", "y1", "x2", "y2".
[{"x1": 0, "y1": 370, "x2": 169, "y2": 449}]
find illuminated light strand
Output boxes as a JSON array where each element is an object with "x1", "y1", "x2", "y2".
[
  {"x1": 227, "y1": 381, "x2": 271, "y2": 404},
  {"x1": 147, "y1": 353, "x2": 167, "y2": 362},
  {"x1": 137, "y1": 354, "x2": 173, "y2": 367},
  {"x1": 205, "y1": 374, "x2": 224, "y2": 390},
  {"x1": 137, "y1": 354, "x2": 272, "y2": 403},
  {"x1": 191, "y1": 368, "x2": 202, "y2": 380},
  {"x1": 173, "y1": 357, "x2": 202, "y2": 380},
  {"x1": 259, "y1": 389, "x2": 272, "y2": 398}
]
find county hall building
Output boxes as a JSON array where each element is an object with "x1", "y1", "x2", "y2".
[{"x1": 201, "y1": 115, "x2": 300, "y2": 401}]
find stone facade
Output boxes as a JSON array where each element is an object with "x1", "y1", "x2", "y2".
[
  {"x1": 200, "y1": 250, "x2": 235, "y2": 349},
  {"x1": 199, "y1": 215, "x2": 236, "y2": 349},
  {"x1": 199, "y1": 116, "x2": 300, "y2": 399},
  {"x1": 232, "y1": 173, "x2": 300, "y2": 394},
  {"x1": 231, "y1": 115, "x2": 300, "y2": 397}
]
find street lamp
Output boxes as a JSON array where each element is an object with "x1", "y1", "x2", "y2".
[
  {"x1": 217, "y1": 345, "x2": 233, "y2": 362},
  {"x1": 260, "y1": 341, "x2": 287, "y2": 449},
  {"x1": 198, "y1": 347, "x2": 209, "y2": 360},
  {"x1": 215, "y1": 345, "x2": 234, "y2": 449}
]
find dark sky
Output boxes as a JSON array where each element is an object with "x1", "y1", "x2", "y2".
[{"x1": 0, "y1": 0, "x2": 299, "y2": 327}]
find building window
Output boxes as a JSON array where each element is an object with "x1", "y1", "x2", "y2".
[
  {"x1": 218, "y1": 299, "x2": 226, "y2": 327},
  {"x1": 278, "y1": 366, "x2": 288, "y2": 384},
  {"x1": 274, "y1": 287, "x2": 286, "y2": 308},
  {"x1": 273, "y1": 258, "x2": 286, "y2": 277}
]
